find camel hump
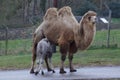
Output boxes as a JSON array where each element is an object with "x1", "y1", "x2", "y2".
[
  {"x1": 44, "y1": 8, "x2": 58, "y2": 20},
  {"x1": 58, "y1": 6, "x2": 72, "y2": 17}
]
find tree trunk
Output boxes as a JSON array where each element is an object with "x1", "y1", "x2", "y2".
[
  {"x1": 33, "y1": 0, "x2": 38, "y2": 16},
  {"x1": 24, "y1": 0, "x2": 30, "y2": 24},
  {"x1": 46, "y1": 0, "x2": 53, "y2": 10},
  {"x1": 38, "y1": 0, "x2": 46, "y2": 22},
  {"x1": 53, "y1": 0, "x2": 58, "y2": 7}
]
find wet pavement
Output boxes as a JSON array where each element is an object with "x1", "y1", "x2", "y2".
[{"x1": 0, "y1": 66, "x2": 120, "y2": 80}]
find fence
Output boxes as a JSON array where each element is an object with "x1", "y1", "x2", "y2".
[
  {"x1": 0, "y1": 27, "x2": 35, "y2": 55},
  {"x1": 0, "y1": 24, "x2": 120, "y2": 55},
  {"x1": 91, "y1": 29, "x2": 120, "y2": 49}
]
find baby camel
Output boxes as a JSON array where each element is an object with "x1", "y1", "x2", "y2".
[{"x1": 35, "y1": 38, "x2": 55, "y2": 75}]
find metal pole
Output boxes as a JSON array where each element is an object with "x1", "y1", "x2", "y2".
[
  {"x1": 100, "y1": 0, "x2": 103, "y2": 10},
  {"x1": 5, "y1": 26, "x2": 8, "y2": 55},
  {"x1": 104, "y1": 3, "x2": 112, "y2": 48},
  {"x1": 107, "y1": 10, "x2": 111, "y2": 48}
]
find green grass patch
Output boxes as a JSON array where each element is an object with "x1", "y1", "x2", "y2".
[
  {"x1": 90, "y1": 29, "x2": 120, "y2": 49},
  {"x1": 0, "y1": 39, "x2": 32, "y2": 55},
  {"x1": 111, "y1": 18, "x2": 120, "y2": 24},
  {"x1": 0, "y1": 48, "x2": 120, "y2": 70},
  {"x1": 0, "y1": 54, "x2": 31, "y2": 70}
]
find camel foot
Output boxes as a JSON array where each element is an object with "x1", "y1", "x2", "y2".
[
  {"x1": 52, "y1": 70, "x2": 55, "y2": 73},
  {"x1": 35, "y1": 71, "x2": 39, "y2": 75},
  {"x1": 48, "y1": 68, "x2": 55, "y2": 73},
  {"x1": 70, "y1": 69, "x2": 77, "y2": 72},
  {"x1": 41, "y1": 71, "x2": 44, "y2": 75},
  {"x1": 48, "y1": 68, "x2": 53, "y2": 72},
  {"x1": 30, "y1": 69, "x2": 34, "y2": 74},
  {"x1": 59, "y1": 68, "x2": 66, "y2": 74}
]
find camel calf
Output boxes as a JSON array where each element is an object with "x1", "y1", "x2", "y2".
[{"x1": 35, "y1": 38, "x2": 55, "y2": 75}]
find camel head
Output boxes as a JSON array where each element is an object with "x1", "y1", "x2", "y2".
[
  {"x1": 81, "y1": 11, "x2": 97, "y2": 25},
  {"x1": 58, "y1": 6, "x2": 72, "y2": 17},
  {"x1": 75, "y1": 11, "x2": 97, "y2": 50},
  {"x1": 43, "y1": 8, "x2": 58, "y2": 21}
]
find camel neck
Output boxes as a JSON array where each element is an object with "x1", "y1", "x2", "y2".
[{"x1": 79, "y1": 22, "x2": 96, "y2": 50}]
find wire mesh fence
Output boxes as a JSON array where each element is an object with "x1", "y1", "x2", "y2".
[
  {"x1": 0, "y1": 27, "x2": 35, "y2": 55},
  {"x1": 90, "y1": 29, "x2": 120, "y2": 49},
  {"x1": 0, "y1": 26, "x2": 120, "y2": 55}
]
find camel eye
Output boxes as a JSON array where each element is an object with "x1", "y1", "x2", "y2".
[{"x1": 88, "y1": 17, "x2": 91, "y2": 21}]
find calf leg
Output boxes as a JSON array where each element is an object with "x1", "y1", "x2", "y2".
[
  {"x1": 45, "y1": 56, "x2": 53, "y2": 72},
  {"x1": 48, "y1": 57, "x2": 55, "y2": 73},
  {"x1": 35, "y1": 58, "x2": 44, "y2": 75},
  {"x1": 35, "y1": 59, "x2": 40, "y2": 75},
  {"x1": 40, "y1": 59, "x2": 44, "y2": 75}
]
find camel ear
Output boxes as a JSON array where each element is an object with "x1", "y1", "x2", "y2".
[
  {"x1": 83, "y1": 11, "x2": 97, "y2": 19},
  {"x1": 88, "y1": 16, "x2": 91, "y2": 21}
]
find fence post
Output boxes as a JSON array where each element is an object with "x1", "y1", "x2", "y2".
[
  {"x1": 5, "y1": 27, "x2": 8, "y2": 55},
  {"x1": 107, "y1": 10, "x2": 111, "y2": 48},
  {"x1": 104, "y1": 3, "x2": 112, "y2": 48}
]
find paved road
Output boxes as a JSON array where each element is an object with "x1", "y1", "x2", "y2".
[{"x1": 0, "y1": 66, "x2": 120, "y2": 80}]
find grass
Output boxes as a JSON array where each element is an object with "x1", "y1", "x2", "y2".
[
  {"x1": 0, "y1": 39, "x2": 32, "y2": 55},
  {"x1": 54, "y1": 48, "x2": 120, "y2": 67},
  {"x1": 0, "y1": 29, "x2": 120, "y2": 70},
  {"x1": 111, "y1": 18, "x2": 120, "y2": 24},
  {"x1": 91, "y1": 29, "x2": 120, "y2": 49},
  {"x1": 0, "y1": 48, "x2": 120, "y2": 70},
  {"x1": 0, "y1": 54, "x2": 31, "y2": 70}
]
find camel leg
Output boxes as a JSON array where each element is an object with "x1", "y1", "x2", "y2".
[
  {"x1": 30, "y1": 43, "x2": 37, "y2": 73},
  {"x1": 30, "y1": 54, "x2": 36, "y2": 73},
  {"x1": 68, "y1": 42, "x2": 77, "y2": 72},
  {"x1": 45, "y1": 55, "x2": 52, "y2": 72},
  {"x1": 59, "y1": 44, "x2": 68, "y2": 74},
  {"x1": 68, "y1": 53, "x2": 76, "y2": 72},
  {"x1": 30, "y1": 33, "x2": 44, "y2": 74},
  {"x1": 60, "y1": 54, "x2": 67, "y2": 74}
]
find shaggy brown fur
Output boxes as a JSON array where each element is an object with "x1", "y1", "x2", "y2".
[
  {"x1": 30, "y1": 6, "x2": 97, "y2": 74},
  {"x1": 58, "y1": 6, "x2": 78, "y2": 28}
]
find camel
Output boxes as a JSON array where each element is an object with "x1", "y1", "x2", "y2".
[{"x1": 30, "y1": 6, "x2": 97, "y2": 74}]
